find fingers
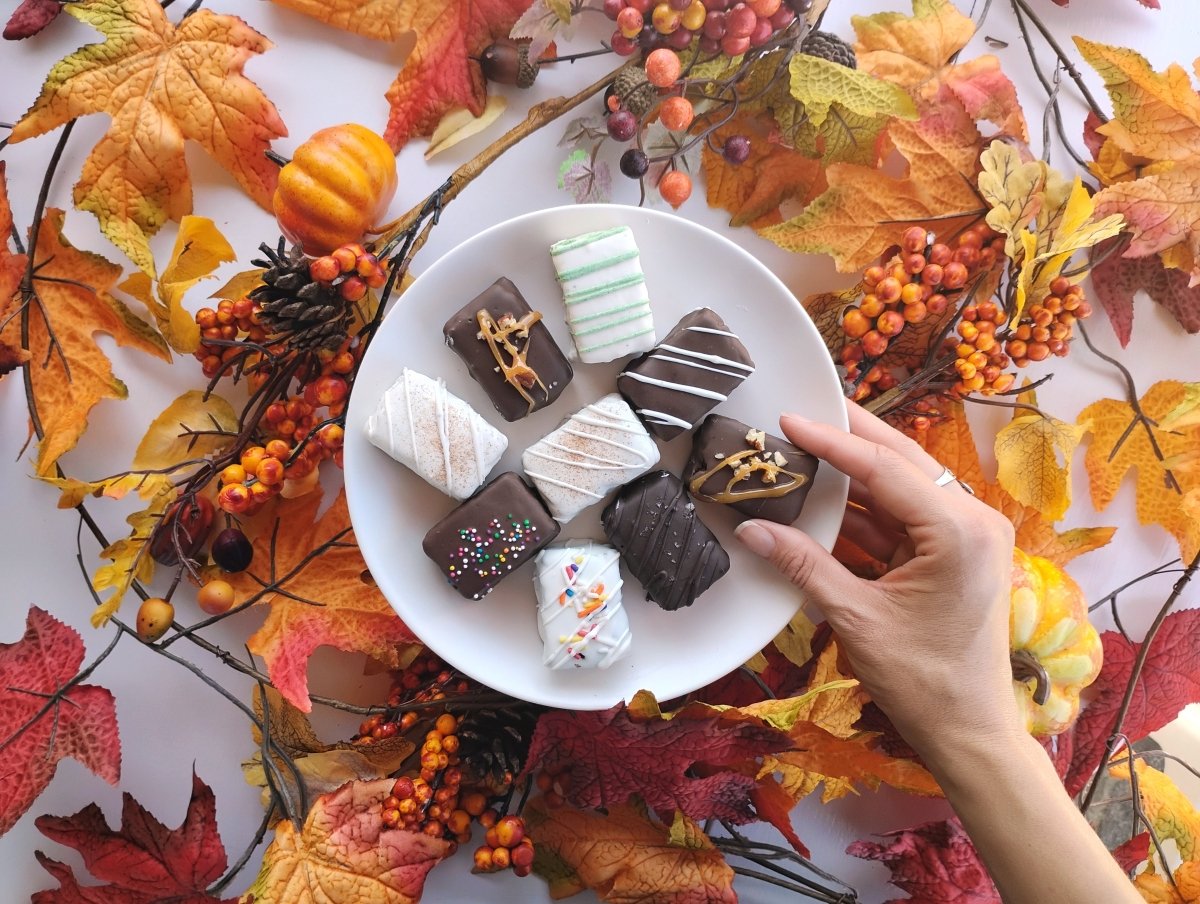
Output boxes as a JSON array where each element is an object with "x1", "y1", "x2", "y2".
[
  {"x1": 734, "y1": 520, "x2": 864, "y2": 616},
  {"x1": 844, "y1": 401, "x2": 947, "y2": 480},
  {"x1": 841, "y1": 505, "x2": 903, "y2": 563},
  {"x1": 779, "y1": 413, "x2": 958, "y2": 530},
  {"x1": 849, "y1": 479, "x2": 906, "y2": 537}
]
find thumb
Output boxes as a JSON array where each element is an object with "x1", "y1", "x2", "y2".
[{"x1": 733, "y1": 520, "x2": 863, "y2": 616}]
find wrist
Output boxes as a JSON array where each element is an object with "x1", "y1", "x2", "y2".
[{"x1": 917, "y1": 724, "x2": 1041, "y2": 794}]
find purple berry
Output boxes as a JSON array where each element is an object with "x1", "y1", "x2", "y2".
[
  {"x1": 666, "y1": 26, "x2": 694, "y2": 49},
  {"x1": 211, "y1": 527, "x2": 254, "y2": 573},
  {"x1": 703, "y1": 10, "x2": 726, "y2": 37},
  {"x1": 620, "y1": 148, "x2": 650, "y2": 178},
  {"x1": 607, "y1": 110, "x2": 639, "y2": 142},
  {"x1": 787, "y1": 0, "x2": 813, "y2": 13},
  {"x1": 723, "y1": 135, "x2": 751, "y2": 164}
]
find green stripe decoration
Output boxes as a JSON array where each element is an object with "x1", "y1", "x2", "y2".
[
  {"x1": 579, "y1": 327, "x2": 656, "y2": 354},
  {"x1": 572, "y1": 308, "x2": 656, "y2": 337},
  {"x1": 569, "y1": 299, "x2": 651, "y2": 324},
  {"x1": 554, "y1": 248, "x2": 640, "y2": 282},
  {"x1": 563, "y1": 273, "x2": 645, "y2": 304},
  {"x1": 549, "y1": 225, "x2": 627, "y2": 256}
]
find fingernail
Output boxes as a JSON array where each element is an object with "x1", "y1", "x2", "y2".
[{"x1": 734, "y1": 520, "x2": 776, "y2": 558}]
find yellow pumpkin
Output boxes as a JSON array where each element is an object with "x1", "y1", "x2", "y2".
[
  {"x1": 272, "y1": 124, "x2": 398, "y2": 256},
  {"x1": 1009, "y1": 548, "x2": 1103, "y2": 736}
]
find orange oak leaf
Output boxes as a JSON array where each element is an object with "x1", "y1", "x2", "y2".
[
  {"x1": 525, "y1": 800, "x2": 736, "y2": 904},
  {"x1": 9, "y1": 0, "x2": 286, "y2": 275},
  {"x1": 243, "y1": 778, "x2": 452, "y2": 904},
  {"x1": 1078, "y1": 380, "x2": 1200, "y2": 560},
  {"x1": 0, "y1": 162, "x2": 29, "y2": 377},
  {"x1": 915, "y1": 401, "x2": 1116, "y2": 567},
  {"x1": 0, "y1": 607, "x2": 120, "y2": 837},
  {"x1": 0, "y1": 210, "x2": 169, "y2": 476},
  {"x1": 1074, "y1": 39, "x2": 1200, "y2": 166},
  {"x1": 382, "y1": 0, "x2": 535, "y2": 150},
  {"x1": 1092, "y1": 238, "x2": 1200, "y2": 345},
  {"x1": 701, "y1": 111, "x2": 826, "y2": 228},
  {"x1": 269, "y1": 0, "x2": 408, "y2": 41},
  {"x1": 32, "y1": 772, "x2": 233, "y2": 903},
  {"x1": 230, "y1": 489, "x2": 419, "y2": 712}
]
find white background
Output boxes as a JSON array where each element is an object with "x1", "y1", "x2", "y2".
[{"x1": 2, "y1": 0, "x2": 1199, "y2": 901}]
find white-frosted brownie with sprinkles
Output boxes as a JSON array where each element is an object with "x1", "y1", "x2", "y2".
[{"x1": 550, "y1": 226, "x2": 656, "y2": 363}]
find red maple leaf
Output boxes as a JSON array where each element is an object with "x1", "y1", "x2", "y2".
[
  {"x1": 0, "y1": 607, "x2": 120, "y2": 836},
  {"x1": 384, "y1": 0, "x2": 535, "y2": 150},
  {"x1": 1092, "y1": 239, "x2": 1200, "y2": 346},
  {"x1": 521, "y1": 700, "x2": 792, "y2": 823},
  {"x1": 1067, "y1": 609, "x2": 1200, "y2": 796},
  {"x1": 3, "y1": 0, "x2": 60, "y2": 40},
  {"x1": 1110, "y1": 832, "x2": 1151, "y2": 874},
  {"x1": 847, "y1": 818, "x2": 1001, "y2": 904},
  {"x1": 32, "y1": 772, "x2": 234, "y2": 903}
]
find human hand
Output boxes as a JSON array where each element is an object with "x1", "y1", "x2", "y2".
[{"x1": 734, "y1": 400, "x2": 1023, "y2": 759}]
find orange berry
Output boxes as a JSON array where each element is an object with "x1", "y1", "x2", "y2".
[
  {"x1": 901, "y1": 226, "x2": 927, "y2": 253},
  {"x1": 875, "y1": 277, "x2": 902, "y2": 303},
  {"x1": 495, "y1": 815, "x2": 525, "y2": 848},
  {"x1": 659, "y1": 96, "x2": 695, "y2": 131},
  {"x1": 903, "y1": 301, "x2": 927, "y2": 323},
  {"x1": 876, "y1": 310, "x2": 905, "y2": 337},
  {"x1": 842, "y1": 309, "x2": 871, "y2": 339},
  {"x1": 491, "y1": 846, "x2": 511, "y2": 870},
  {"x1": 249, "y1": 481, "x2": 274, "y2": 505},
  {"x1": 922, "y1": 263, "x2": 944, "y2": 287},
  {"x1": 256, "y1": 457, "x2": 285, "y2": 486},
  {"x1": 435, "y1": 713, "x2": 458, "y2": 735},
  {"x1": 313, "y1": 375, "x2": 349, "y2": 407},
  {"x1": 862, "y1": 266, "x2": 885, "y2": 287},
  {"x1": 265, "y1": 439, "x2": 291, "y2": 461},
  {"x1": 861, "y1": 330, "x2": 888, "y2": 358},
  {"x1": 218, "y1": 483, "x2": 251, "y2": 514},
  {"x1": 652, "y1": 3, "x2": 681, "y2": 34},
  {"x1": 859, "y1": 294, "x2": 884, "y2": 318},
  {"x1": 220, "y1": 464, "x2": 247, "y2": 486},
  {"x1": 942, "y1": 261, "x2": 969, "y2": 289},
  {"x1": 903, "y1": 253, "x2": 926, "y2": 275},
  {"x1": 645, "y1": 49, "x2": 682, "y2": 88},
  {"x1": 1049, "y1": 276, "x2": 1072, "y2": 297},
  {"x1": 340, "y1": 276, "x2": 368, "y2": 302},
  {"x1": 659, "y1": 170, "x2": 692, "y2": 208},
  {"x1": 928, "y1": 243, "x2": 952, "y2": 266},
  {"x1": 136, "y1": 597, "x2": 174, "y2": 642},
  {"x1": 993, "y1": 373, "x2": 1016, "y2": 393},
  {"x1": 900, "y1": 282, "x2": 923, "y2": 306},
  {"x1": 197, "y1": 579, "x2": 236, "y2": 616},
  {"x1": 479, "y1": 808, "x2": 499, "y2": 829},
  {"x1": 472, "y1": 847, "x2": 494, "y2": 873}
]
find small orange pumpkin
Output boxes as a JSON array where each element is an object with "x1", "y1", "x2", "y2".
[
  {"x1": 272, "y1": 123, "x2": 398, "y2": 256},
  {"x1": 1009, "y1": 548, "x2": 1104, "y2": 736}
]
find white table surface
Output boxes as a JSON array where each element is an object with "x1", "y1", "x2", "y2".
[{"x1": 2, "y1": 1, "x2": 1198, "y2": 901}]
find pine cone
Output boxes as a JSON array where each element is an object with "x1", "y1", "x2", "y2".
[
  {"x1": 800, "y1": 30, "x2": 857, "y2": 69},
  {"x1": 250, "y1": 240, "x2": 350, "y2": 352},
  {"x1": 457, "y1": 703, "x2": 544, "y2": 787},
  {"x1": 614, "y1": 64, "x2": 657, "y2": 118}
]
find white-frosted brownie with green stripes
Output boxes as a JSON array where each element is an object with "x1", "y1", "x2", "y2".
[{"x1": 550, "y1": 226, "x2": 656, "y2": 363}]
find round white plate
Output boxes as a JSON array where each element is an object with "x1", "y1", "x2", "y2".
[{"x1": 345, "y1": 204, "x2": 849, "y2": 710}]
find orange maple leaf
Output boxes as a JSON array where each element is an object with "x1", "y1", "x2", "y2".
[
  {"x1": 231, "y1": 489, "x2": 419, "y2": 712},
  {"x1": 0, "y1": 162, "x2": 29, "y2": 378},
  {"x1": 0, "y1": 210, "x2": 169, "y2": 476},
  {"x1": 9, "y1": 0, "x2": 286, "y2": 275},
  {"x1": 524, "y1": 800, "x2": 736, "y2": 904},
  {"x1": 914, "y1": 401, "x2": 1116, "y2": 567},
  {"x1": 243, "y1": 778, "x2": 452, "y2": 903},
  {"x1": 382, "y1": 0, "x2": 534, "y2": 150},
  {"x1": 269, "y1": 0, "x2": 408, "y2": 41},
  {"x1": 701, "y1": 111, "x2": 826, "y2": 228},
  {"x1": 1077, "y1": 380, "x2": 1200, "y2": 560}
]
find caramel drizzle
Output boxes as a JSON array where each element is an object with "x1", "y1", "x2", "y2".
[
  {"x1": 689, "y1": 447, "x2": 809, "y2": 503},
  {"x1": 476, "y1": 309, "x2": 548, "y2": 413}
]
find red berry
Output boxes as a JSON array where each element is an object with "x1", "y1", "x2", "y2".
[
  {"x1": 861, "y1": 330, "x2": 888, "y2": 357},
  {"x1": 607, "y1": 109, "x2": 638, "y2": 142},
  {"x1": 617, "y1": 6, "x2": 644, "y2": 36},
  {"x1": 727, "y1": 3, "x2": 757, "y2": 36},
  {"x1": 659, "y1": 96, "x2": 694, "y2": 131},
  {"x1": 611, "y1": 32, "x2": 638, "y2": 55},
  {"x1": 603, "y1": 0, "x2": 623, "y2": 17},
  {"x1": 659, "y1": 170, "x2": 692, "y2": 208},
  {"x1": 900, "y1": 226, "x2": 927, "y2": 253},
  {"x1": 721, "y1": 33, "x2": 750, "y2": 54}
]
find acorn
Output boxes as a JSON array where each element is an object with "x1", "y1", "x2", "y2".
[
  {"x1": 479, "y1": 39, "x2": 540, "y2": 88},
  {"x1": 613, "y1": 64, "x2": 657, "y2": 118}
]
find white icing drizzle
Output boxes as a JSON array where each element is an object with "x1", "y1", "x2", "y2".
[
  {"x1": 687, "y1": 326, "x2": 739, "y2": 337},
  {"x1": 637, "y1": 409, "x2": 694, "y2": 429},
  {"x1": 621, "y1": 371, "x2": 728, "y2": 401},
  {"x1": 655, "y1": 343, "x2": 755, "y2": 373},
  {"x1": 535, "y1": 543, "x2": 631, "y2": 670}
]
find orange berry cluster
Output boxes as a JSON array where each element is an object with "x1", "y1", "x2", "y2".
[
  {"x1": 355, "y1": 654, "x2": 472, "y2": 744},
  {"x1": 308, "y1": 243, "x2": 388, "y2": 303},
  {"x1": 379, "y1": 714, "x2": 467, "y2": 842},
  {"x1": 1004, "y1": 276, "x2": 1093, "y2": 368},
  {"x1": 840, "y1": 223, "x2": 1003, "y2": 401},
  {"x1": 947, "y1": 300, "x2": 1013, "y2": 395},
  {"x1": 473, "y1": 813, "x2": 535, "y2": 877},
  {"x1": 193, "y1": 297, "x2": 266, "y2": 380},
  {"x1": 215, "y1": 440, "x2": 293, "y2": 515}
]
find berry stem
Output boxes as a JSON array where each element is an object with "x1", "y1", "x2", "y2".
[{"x1": 541, "y1": 47, "x2": 616, "y2": 64}]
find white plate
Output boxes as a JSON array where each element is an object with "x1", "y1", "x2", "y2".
[{"x1": 344, "y1": 204, "x2": 849, "y2": 710}]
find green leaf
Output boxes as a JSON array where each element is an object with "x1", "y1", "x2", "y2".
[{"x1": 788, "y1": 53, "x2": 917, "y2": 128}]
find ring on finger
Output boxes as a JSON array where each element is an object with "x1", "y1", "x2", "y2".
[{"x1": 933, "y1": 466, "x2": 976, "y2": 496}]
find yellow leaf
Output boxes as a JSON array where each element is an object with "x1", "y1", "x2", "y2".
[
  {"x1": 132, "y1": 390, "x2": 238, "y2": 470},
  {"x1": 268, "y1": 0, "x2": 409, "y2": 41},
  {"x1": 978, "y1": 140, "x2": 1044, "y2": 255},
  {"x1": 91, "y1": 484, "x2": 175, "y2": 626},
  {"x1": 852, "y1": 0, "x2": 975, "y2": 89},
  {"x1": 424, "y1": 95, "x2": 507, "y2": 159},
  {"x1": 1160, "y1": 383, "x2": 1200, "y2": 430},
  {"x1": 771, "y1": 609, "x2": 818, "y2": 669},
  {"x1": 788, "y1": 53, "x2": 917, "y2": 128},
  {"x1": 118, "y1": 216, "x2": 235, "y2": 353},
  {"x1": 994, "y1": 413, "x2": 1085, "y2": 522},
  {"x1": 10, "y1": 0, "x2": 286, "y2": 275},
  {"x1": 43, "y1": 472, "x2": 171, "y2": 508},
  {"x1": 1111, "y1": 759, "x2": 1200, "y2": 860},
  {"x1": 210, "y1": 268, "x2": 265, "y2": 302},
  {"x1": 1014, "y1": 228, "x2": 1038, "y2": 322}
]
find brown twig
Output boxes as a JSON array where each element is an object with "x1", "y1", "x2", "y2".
[{"x1": 1008, "y1": 0, "x2": 1108, "y2": 123}]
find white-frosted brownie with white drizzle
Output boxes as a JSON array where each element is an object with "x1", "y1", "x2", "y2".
[
  {"x1": 522, "y1": 393, "x2": 659, "y2": 522},
  {"x1": 534, "y1": 541, "x2": 631, "y2": 670},
  {"x1": 550, "y1": 225, "x2": 656, "y2": 363}
]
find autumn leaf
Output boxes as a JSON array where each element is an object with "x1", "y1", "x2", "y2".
[
  {"x1": 848, "y1": 818, "x2": 1001, "y2": 904},
  {"x1": 33, "y1": 772, "x2": 233, "y2": 903},
  {"x1": 916, "y1": 401, "x2": 1116, "y2": 566},
  {"x1": 1093, "y1": 239, "x2": 1200, "y2": 345},
  {"x1": 269, "y1": 0, "x2": 408, "y2": 41},
  {"x1": 425, "y1": 95, "x2": 508, "y2": 159},
  {"x1": 1075, "y1": 39, "x2": 1200, "y2": 166},
  {"x1": 1066, "y1": 609, "x2": 1200, "y2": 797},
  {"x1": 994, "y1": 408, "x2": 1085, "y2": 522},
  {"x1": 511, "y1": 0, "x2": 575, "y2": 57},
  {"x1": 525, "y1": 800, "x2": 736, "y2": 904},
  {"x1": 521, "y1": 692, "x2": 791, "y2": 823},
  {"x1": 382, "y1": 0, "x2": 535, "y2": 150},
  {"x1": 1094, "y1": 161, "x2": 1200, "y2": 286},
  {"x1": 1078, "y1": 380, "x2": 1200, "y2": 559},
  {"x1": 0, "y1": 607, "x2": 120, "y2": 837},
  {"x1": 0, "y1": 163, "x2": 29, "y2": 378},
  {"x1": 119, "y1": 217, "x2": 235, "y2": 354},
  {"x1": 3, "y1": 0, "x2": 60, "y2": 40},
  {"x1": 0, "y1": 210, "x2": 169, "y2": 476},
  {"x1": 229, "y1": 489, "x2": 419, "y2": 712},
  {"x1": 242, "y1": 778, "x2": 451, "y2": 904},
  {"x1": 702, "y1": 112, "x2": 826, "y2": 228},
  {"x1": 789, "y1": 52, "x2": 917, "y2": 135},
  {"x1": 10, "y1": 0, "x2": 286, "y2": 274},
  {"x1": 243, "y1": 686, "x2": 413, "y2": 823},
  {"x1": 558, "y1": 149, "x2": 612, "y2": 204},
  {"x1": 133, "y1": 390, "x2": 238, "y2": 471},
  {"x1": 1111, "y1": 758, "x2": 1200, "y2": 860},
  {"x1": 1111, "y1": 832, "x2": 1151, "y2": 874}
]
